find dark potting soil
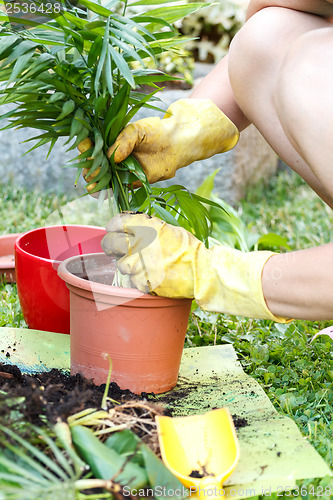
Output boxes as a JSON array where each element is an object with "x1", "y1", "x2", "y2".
[
  {"x1": 189, "y1": 466, "x2": 214, "y2": 479},
  {"x1": 0, "y1": 361, "x2": 249, "y2": 443},
  {"x1": 0, "y1": 362, "x2": 149, "y2": 426},
  {"x1": 231, "y1": 415, "x2": 249, "y2": 429}
]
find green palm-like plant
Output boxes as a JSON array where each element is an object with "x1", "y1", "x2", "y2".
[
  {"x1": 0, "y1": 420, "x2": 186, "y2": 499},
  {"x1": 0, "y1": 424, "x2": 95, "y2": 499},
  {"x1": 0, "y1": 0, "x2": 223, "y2": 244}
]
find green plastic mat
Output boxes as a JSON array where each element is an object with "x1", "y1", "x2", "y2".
[{"x1": 0, "y1": 328, "x2": 331, "y2": 499}]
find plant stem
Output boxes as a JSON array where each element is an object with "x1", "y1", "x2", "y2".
[
  {"x1": 101, "y1": 355, "x2": 113, "y2": 410},
  {"x1": 75, "y1": 478, "x2": 114, "y2": 492},
  {"x1": 114, "y1": 169, "x2": 130, "y2": 211}
]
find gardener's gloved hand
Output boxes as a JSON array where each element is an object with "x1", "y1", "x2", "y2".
[
  {"x1": 106, "y1": 99, "x2": 239, "y2": 184},
  {"x1": 101, "y1": 213, "x2": 291, "y2": 323}
]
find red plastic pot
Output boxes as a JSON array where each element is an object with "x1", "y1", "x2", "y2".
[
  {"x1": 15, "y1": 225, "x2": 106, "y2": 334},
  {"x1": 58, "y1": 253, "x2": 192, "y2": 394}
]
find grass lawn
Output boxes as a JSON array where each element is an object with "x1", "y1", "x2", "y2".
[{"x1": 0, "y1": 168, "x2": 332, "y2": 499}]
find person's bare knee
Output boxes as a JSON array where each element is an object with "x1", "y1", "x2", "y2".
[
  {"x1": 229, "y1": 8, "x2": 329, "y2": 118},
  {"x1": 228, "y1": 7, "x2": 289, "y2": 119},
  {"x1": 274, "y1": 27, "x2": 333, "y2": 189}
]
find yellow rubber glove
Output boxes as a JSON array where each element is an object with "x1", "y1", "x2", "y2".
[
  {"x1": 101, "y1": 213, "x2": 291, "y2": 323},
  {"x1": 78, "y1": 99, "x2": 239, "y2": 191},
  {"x1": 107, "y1": 99, "x2": 239, "y2": 184}
]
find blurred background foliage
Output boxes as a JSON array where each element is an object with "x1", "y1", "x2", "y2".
[{"x1": 131, "y1": 0, "x2": 249, "y2": 86}]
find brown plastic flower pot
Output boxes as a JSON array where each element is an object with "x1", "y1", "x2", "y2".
[{"x1": 58, "y1": 253, "x2": 192, "y2": 394}]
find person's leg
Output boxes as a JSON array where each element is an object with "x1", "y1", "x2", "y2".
[
  {"x1": 227, "y1": 8, "x2": 333, "y2": 320},
  {"x1": 228, "y1": 7, "x2": 333, "y2": 208},
  {"x1": 274, "y1": 27, "x2": 333, "y2": 196}
]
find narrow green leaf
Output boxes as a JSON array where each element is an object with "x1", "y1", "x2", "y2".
[
  {"x1": 68, "y1": 108, "x2": 84, "y2": 142},
  {"x1": 48, "y1": 91, "x2": 66, "y2": 103},
  {"x1": 34, "y1": 426, "x2": 74, "y2": 478},
  {"x1": 1, "y1": 427, "x2": 67, "y2": 482},
  {"x1": 110, "y1": 36, "x2": 147, "y2": 68},
  {"x1": 74, "y1": 166, "x2": 82, "y2": 186},
  {"x1": 106, "y1": 87, "x2": 130, "y2": 143},
  {"x1": 94, "y1": 94, "x2": 108, "y2": 117},
  {"x1": 257, "y1": 233, "x2": 290, "y2": 250},
  {"x1": 88, "y1": 171, "x2": 112, "y2": 193},
  {"x1": 23, "y1": 136, "x2": 52, "y2": 155},
  {"x1": 94, "y1": 18, "x2": 109, "y2": 96},
  {"x1": 140, "y1": 443, "x2": 187, "y2": 500},
  {"x1": 109, "y1": 45, "x2": 135, "y2": 88},
  {"x1": 69, "y1": 30, "x2": 84, "y2": 54},
  {"x1": 110, "y1": 24, "x2": 153, "y2": 58},
  {"x1": 104, "y1": 49, "x2": 114, "y2": 97},
  {"x1": 129, "y1": 186, "x2": 147, "y2": 211},
  {"x1": 152, "y1": 203, "x2": 181, "y2": 226},
  {"x1": 8, "y1": 49, "x2": 35, "y2": 83},
  {"x1": 85, "y1": 20, "x2": 106, "y2": 30},
  {"x1": 92, "y1": 129, "x2": 104, "y2": 156},
  {"x1": 121, "y1": 155, "x2": 150, "y2": 190},
  {"x1": 74, "y1": 0, "x2": 114, "y2": 18},
  {"x1": 0, "y1": 13, "x2": 50, "y2": 29},
  {"x1": 68, "y1": 126, "x2": 90, "y2": 150},
  {"x1": 129, "y1": 0, "x2": 184, "y2": 4},
  {"x1": 124, "y1": 87, "x2": 160, "y2": 126},
  {"x1": 105, "y1": 429, "x2": 140, "y2": 455},
  {"x1": 57, "y1": 99, "x2": 75, "y2": 121},
  {"x1": 46, "y1": 137, "x2": 57, "y2": 158},
  {"x1": 1, "y1": 39, "x2": 37, "y2": 67},
  {"x1": 104, "y1": 83, "x2": 130, "y2": 141},
  {"x1": 0, "y1": 34, "x2": 19, "y2": 57},
  {"x1": 88, "y1": 35, "x2": 103, "y2": 67},
  {"x1": 144, "y1": 4, "x2": 209, "y2": 25},
  {"x1": 0, "y1": 439, "x2": 59, "y2": 483},
  {"x1": 0, "y1": 450, "x2": 47, "y2": 485},
  {"x1": 131, "y1": 15, "x2": 175, "y2": 31}
]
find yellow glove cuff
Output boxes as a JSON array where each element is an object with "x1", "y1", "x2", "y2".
[{"x1": 196, "y1": 246, "x2": 292, "y2": 323}]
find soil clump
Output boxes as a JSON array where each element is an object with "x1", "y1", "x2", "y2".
[{"x1": 0, "y1": 362, "x2": 162, "y2": 426}]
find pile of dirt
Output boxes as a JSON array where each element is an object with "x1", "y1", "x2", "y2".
[
  {"x1": 0, "y1": 362, "x2": 250, "y2": 457},
  {"x1": 0, "y1": 363, "x2": 147, "y2": 424},
  {"x1": 0, "y1": 363, "x2": 173, "y2": 454}
]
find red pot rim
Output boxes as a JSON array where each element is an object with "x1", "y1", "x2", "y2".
[{"x1": 15, "y1": 225, "x2": 106, "y2": 265}]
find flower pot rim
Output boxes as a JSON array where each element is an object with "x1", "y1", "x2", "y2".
[
  {"x1": 0, "y1": 233, "x2": 23, "y2": 282},
  {"x1": 15, "y1": 224, "x2": 106, "y2": 265},
  {"x1": 58, "y1": 252, "x2": 191, "y2": 303}
]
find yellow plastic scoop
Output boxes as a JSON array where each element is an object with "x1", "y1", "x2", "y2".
[{"x1": 156, "y1": 408, "x2": 240, "y2": 497}]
